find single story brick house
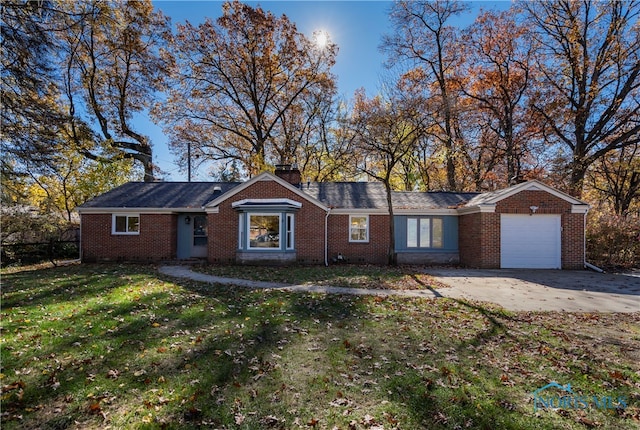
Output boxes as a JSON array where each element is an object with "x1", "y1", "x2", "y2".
[{"x1": 77, "y1": 167, "x2": 589, "y2": 269}]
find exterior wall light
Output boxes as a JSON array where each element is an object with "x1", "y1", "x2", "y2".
[{"x1": 185, "y1": 215, "x2": 191, "y2": 225}]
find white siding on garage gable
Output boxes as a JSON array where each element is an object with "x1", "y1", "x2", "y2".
[{"x1": 500, "y1": 214, "x2": 561, "y2": 269}]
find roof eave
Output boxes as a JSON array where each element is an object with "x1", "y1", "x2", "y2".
[
  {"x1": 77, "y1": 207, "x2": 204, "y2": 214},
  {"x1": 456, "y1": 204, "x2": 497, "y2": 215},
  {"x1": 205, "y1": 172, "x2": 329, "y2": 211}
]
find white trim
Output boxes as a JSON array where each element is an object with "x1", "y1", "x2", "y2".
[
  {"x1": 456, "y1": 205, "x2": 496, "y2": 215},
  {"x1": 394, "y1": 208, "x2": 459, "y2": 216},
  {"x1": 205, "y1": 172, "x2": 328, "y2": 210},
  {"x1": 286, "y1": 213, "x2": 295, "y2": 250},
  {"x1": 472, "y1": 180, "x2": 587, "y2": 206},
  {"x1": 79, "y1": 208, "x2": 177, "y2": 214},
  {"x1": 331, "y1": 208, "x2": 389, "y2": 215},
  {"x1": 348, "y1": 214, "x2": 369, "y2": 243},
  {"x1": 111, "y1": 213, "x2": 140, "y2": 235},
  {"x1": 232, "y1": 198, "x2": 302, "y2": 209},
  {"x1": 571, "y1": 204, "x2": 590, "y2": 214},
  {"x1": 238, "y1": 213, "x2": 244, "y2": 250}
]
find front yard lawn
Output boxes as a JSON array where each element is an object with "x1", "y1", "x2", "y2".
[
  {"x1": 1, "y1": 264, "x2": 639, "y2": 429},
  {"x1": 195, "y1": 264, "x2": 445, "y2": 290}
]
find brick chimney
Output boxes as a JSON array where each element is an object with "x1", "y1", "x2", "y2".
[{"x1": 274, "y1": 164, "x2": 301, "y2": 186}]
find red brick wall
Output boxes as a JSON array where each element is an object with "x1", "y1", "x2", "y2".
[
  {"x1": 327, "y1": 214, "x2": 390, "y2": 264},
  {"x1": 562, "y1": 213, "x2": 585, "y2": 269},
  {"x1": 458, "y1": 212, "x2": 500, "y2": 268},
  {"x1": 459, "y1": 190, "x2": 585, "y2": 269},
  {"x1": 494, "y1": 190, "x2": 572, "y2": 214},
  {"x1": 81, "y1": 213, "x2": 176, "y2": 262},
  {"x1": 208, "y1": 181, "x2": 327, "y2": 264}
]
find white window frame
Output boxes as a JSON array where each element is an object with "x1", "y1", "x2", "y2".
[
  {"x1": 286, "y1": 213, "x2": 295, "y2": 250},
  {"x1": 238, "y1": 213, "x2": 244, "y2": 250},
  {"x1": 349, "y1": 214, "x2": 369, "y2": 243},
  {"x1": 112, "y1": 214, "x2": 140, "y2": 235}
]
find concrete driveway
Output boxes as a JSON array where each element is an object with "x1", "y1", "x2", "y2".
[{"x1": 426, "y1": 269, "x2": 640, "y2": 312}]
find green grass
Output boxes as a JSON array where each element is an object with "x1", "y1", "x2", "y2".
[
  {"x1": 1, "y1": 263, "x2": 639, "y2": 429},
  {"x1": 194, "y1": 264, "x2": 444, "y2": 290}
]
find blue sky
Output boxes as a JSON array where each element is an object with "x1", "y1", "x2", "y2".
[{"x1": 148, "y1": 1, "x2": 510, "y2": 180}]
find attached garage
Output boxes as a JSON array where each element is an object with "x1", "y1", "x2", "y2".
[
  {"x1": 458, "y1": 181, "x2": 589, "y2": 269},
  {"x1": 500, "y1": 214, "x2": 561, "y2": 269}
]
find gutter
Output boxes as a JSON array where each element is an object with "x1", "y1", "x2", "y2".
[{"x1": 324, "y1": 207, "x2": 331, "y2": 266}]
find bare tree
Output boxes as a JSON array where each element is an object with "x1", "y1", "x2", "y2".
[
  {"x1": 158, "y1": 1, "x2": 337, "y2": 176},
  {"x1": 58, "y1": 0, "x2": 172, "y2": 181},
  {"x1": 1, "y1": 0, "x2": 63, "y2": 195},
  {"x1": 589, "y1": 144, "x2": 640, "y2": 216},
  {"x1": 459, "y1": 9, "x2": 533, "y2": 188},
  {"x1": 523, "y1": 0, "x2": 640, "y2": 197},
  {"x1": 382, "y1": 0, "x2": 471, "y2": 191},
  {"x1": 350, "y1": 88, "x2": 426, "y2": 264}
]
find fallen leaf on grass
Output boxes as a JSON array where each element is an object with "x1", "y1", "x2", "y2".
[
  {"x1": 575, "y1": 415, "x2": 601, "y2": 427},
  {"x1": 88, "y1": 402, "x2": 102, "y2": 414},
  {"x1": 260, "y1": 415, "x2": 282, "y2": 427},
  {"x1": 330, "y1": 397, "x2": 350, "y2": 407},
  {"x1": 362, "y1": 414, "x2": 377, "y2": 427}
]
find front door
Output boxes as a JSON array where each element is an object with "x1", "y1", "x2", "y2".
[{"x1": 191, "y1": 215, "x2": 208, "y2": 258}]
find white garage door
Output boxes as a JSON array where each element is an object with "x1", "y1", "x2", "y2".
[{"x1": 501, "y1": 214, "x2": 561, "y2": 269}]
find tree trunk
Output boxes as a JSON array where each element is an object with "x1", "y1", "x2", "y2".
[{"x1": 384, "y1": 180, "x2": 397, "y2": 266}]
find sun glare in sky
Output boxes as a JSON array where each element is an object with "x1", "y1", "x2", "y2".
[{"x1": 314, "y1": 30, "x2": 329, "y2": 48}]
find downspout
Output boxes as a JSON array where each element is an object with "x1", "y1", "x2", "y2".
[
  {"x1": 324, "y1": 207, "x2": 331, "y2": 266},
  {"x1": 582, "y1": 206, "x2": 604, "y2": 273}
]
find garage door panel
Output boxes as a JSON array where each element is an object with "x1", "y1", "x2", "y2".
[{"x1": 501, "y1": 214, "x2": 561, "y2": 269}]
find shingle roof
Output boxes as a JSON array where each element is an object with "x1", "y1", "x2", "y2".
[
  {"x1": 392, "y1": 191, "x2": 480, "y2": 209},
  {"x1": 80, "y1": 182, "x2": 240, "y2": 209},
  {"x1": 79, "y1": 180, "x2": 479, "y2": 211},
  {"x1": 302, "y1": 182, "x2": 479, "y2": 210},
  {"x1": 303, "y1": 182, "x2": 389, "y2": 209}
]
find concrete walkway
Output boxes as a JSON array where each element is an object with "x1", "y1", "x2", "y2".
[
  {"x1": 158, "y1": 266, "x2": 640, "y2": 312},
  {"x1": 427, "y1": 268, "x2": 640, "y2": 313}
]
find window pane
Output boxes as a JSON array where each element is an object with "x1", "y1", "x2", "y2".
[
  {"x1": 350, "y1": 216, "x2": 368, "y2": 241},
  {"x1": 115, "y1": 216, "x2": 127, "y2": 232},
  {"x1": 193, "y1": 237, "x2": 207, "y2": 246},
  {"x1": 127, "y1": 216, "x2": 139, "y2": 232},
  {"x1": 249, "y1": 215, "x2": 280, "y2": 248},
  {"x1": 407, "y1": 218, "x2": 417, "y2": 247},
  {"x1": 286, "y1": 214, "x2": 294, "y2": 250},
  {"x1": 419, "y1": 218, "x2": 430, "y2": 247},
  {"x1": 238, "y1": 214, "x2": 244, "y2": 250},
  {"x1": 193, "y1": 215, "x2": 207, "y2": 236},
  {"x1": 432, "y1": 218, "x2": 443, "y2": 248}
]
